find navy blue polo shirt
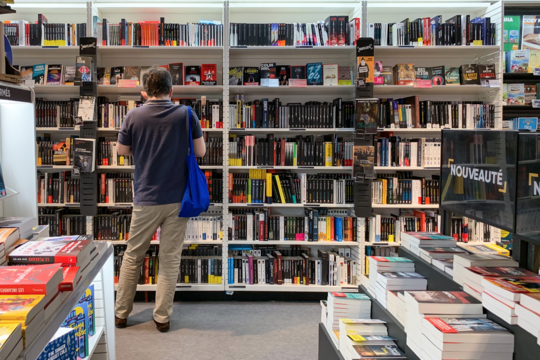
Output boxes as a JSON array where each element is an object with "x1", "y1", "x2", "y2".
[{"x1": 118, "y1": 101, "x2": 203, "y2": 206}]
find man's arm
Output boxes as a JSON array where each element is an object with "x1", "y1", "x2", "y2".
[
  {"x1": 193, "y1": 137, "x2": 206, "y2": 157},
  {"x1": 190, "y1": 107, "x2": 206, "y2": 157},
  {"x1": 117, "y1": 143, "x2": 133, "y2": 156}
]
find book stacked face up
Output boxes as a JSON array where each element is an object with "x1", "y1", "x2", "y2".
[
  {"x1": 515, "y1": 294, "x2": 540, "y2": 343},
  {"x1": 0, "y1": 263, "x2": 63, "y2": 358},
  {"x1": 405, "y1": 290, "x2": 514, "y2": 360},
  {"x1": 366, "y1": 256, "x2": 414, "y2": 299},
  {"x1": 374, "y1": 272, "x2": 427, "y2": 309},
  {"x1": 400, "y1": 232, "x2": 457, "y2": 256},
  {"x1": 386, "y1": 291, "x2": 408, "y2": 327},
  {"x1": 452, "y1": 254, "x2": 518, "y2": 299},
  {"x1": 457, "y1": 242, "x2": 510, "y2": 257},
  {"x1": 326, "y1": 292, "x2": 371, "y2": 347},
  {"x1": 418, "y1": 247, "x2": 467, "y2": 266},
  {"x1": 339, "y1": 319, "x2": 406, "y2": 360}
]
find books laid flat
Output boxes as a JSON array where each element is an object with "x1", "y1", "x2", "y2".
[
  {"x1": 482, "y1": 290, "x2": 518, "y2": 324},
  {"x1": 401, "y1": 232, "x2": 457, "y2": 254},
  {"x1": 422, "y1": 317, "x2": 514, "y2": 346},
  {"x1": 419, "y1": 247, "x2": 467, "y2": 260},
  {"x1": 0, "y1": 263, "x2": 62, "y2": 297},
  {"x1": 405, "y1": 291, "x2": 483, "y2": 315},
  {"x1": 368, "y1": 257, "x2": 415, "y2": 298},
  {"x1": 59, "y1": 266, "x2": 81, "y2": 292},
  {"x1": 0, "y1": 295, "x2": 45, "y2": 325},
  {"x1": 520, "y1": 293, "x2": 540, "y2": 314},
  {"x1": 457, "y1": 243, "x2": 510, "y2": 256},
  {"x1": 36, "y1": 327, "x2": 76, "y2": 360},
  {"x1": 482, "y1": 277, "x2": 540, "y2": 302},
  {"x1": 0, "y1": 217, "x2": 38, "y2": 239},
  {"x1": 514, "y1": 304, "x2": 540, "y2": 336},
  {"x1": 352, "y1": 344, "x2": 406, "y2": 359},
  {"x1": 327, "y1": 292, "x2": 371, "y2": 330},
  {"x1": 453, "y1": 254, "x2": 518, "y2": 286},
  {"x1": 0, "y1": 228, "x2": 20, "y2": 253},
  {"x1": 9, "y1": 240, "x2": 95, "y2": 267},
  {"x1": 0, "y1": 322, "x2": 22, "y2": 360}
]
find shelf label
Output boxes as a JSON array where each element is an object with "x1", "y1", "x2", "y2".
[
  {"x1": 247, "y1": 203, "x2": 264, "y2": 207},
  {"x1": 305, "y1": 204, "x2": 320, "y2": 207},
  {"x1": 230, "y1": 46, "x2": 248, "y2": 49},
  {"x1": 289, "y1": 79, "x2": 307, "y2": 87},
  {"x1": 292, "y1": 128, "x2": 305, "y2": 131},
  {"x1": 229, "y1": 285, "x2": 246, "y2": 288},
  {"x1": 257, "y1": 166, "x2": 274, "y2": 169},
  {"x1": 133, "y1": 45, "x2": 149, "y2": 48},
  {"x1": 296, "y1": 46, "x2": 313, "y2": 49},
  {"x1": 118, "y1": 79, "x2": 138, "y2": 88},
  {"x1": 532, "y1": 99, "x2": 540, "y2": 109},
  {"x1": 488, "y1": 79, "x2": 500, "y2": 88},
  {"x1": 176, "y1": 285, "x2": 192, "y2": 288},
  {"x1": 413, "y1": 80, "x2": 432, "y2": 88},
  {"x1": 42, "y1": 46, "x2": 59, "y2": 49},
  {"x1": 59, "y1": 127, "x2": 75, "y2": 130},
  {"x1": 534, "y1": 67, "x2": 540, "y2": 76},
  {"x1": 261, "y1": 79, "x2": 279, "y2": 87},
  {"x1": 298, "y1": 166, "x2": 314, "y2": 169}
]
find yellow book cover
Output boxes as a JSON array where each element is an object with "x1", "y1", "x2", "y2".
[
  {"x1": 325, "y1": 143, "x2": 333, "y2": 167},
  {"x1": 0, "y1": 295, "x2": 44, "y2": 321},
  {"x1": 326, "y1": 218, "x2": 331, "y2": 241},
  {"x1": 485, "y1": 243, "x2": 510, "y2": 256},
  {"x1": 528, "y1": 50, "x2": 540, "y2": 73},
  {"x1": 266, "y1": 173, "x2": 272, "y2": 198},
  {"x1": 365, "y1": 256, "x2": 369, "y2": 274},
  {"x1": 382, "y1": 179, "x2": 387, "y2": 204},
  {"x1": 274, "y1": 175, "x2": 286, "y2": 203},
  {"x1": 0, "y1": 322, "x2": 21, "y2": 352}
]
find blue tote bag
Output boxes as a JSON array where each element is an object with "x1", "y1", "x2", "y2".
[{"x1": 179, "y1": 107, "x2": 210, "y2": 218}]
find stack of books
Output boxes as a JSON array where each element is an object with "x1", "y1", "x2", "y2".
[
  {"x1": 0, "y1": 228, "x2": 21, "y2": 265},
  {"x1": 452, "y1": 254, "x2": 518, "y2": 286},
  {"x1": 431, "y1": 259, "x2": 454, "y2": 276},
  {"x1": 326, "y1": 292, "x2": 371, "y2": 347},
  {"x1": 400, "y1": 232, "x2": 457, "y2": 256},
  {"x1": 339, "y1": 319, "x2": 406, "y2": 360},
  {"x1": 421, "y1": 317, "x2": 514, "y2": 360},
  {"x1": 515, "y1": 294, "x2": 540, "y2": 338},
  {"x1": 482, "y1": 277, "x2": 540, "y2": 325},
  {"x1": 404, "y1": 290, "x2": 487, "y2": 360},
  {"x1": 387, "y1": 291, "x2": 407, "y2": 326},
  {"x1": 462, "y1": 266, "x2": 536, "y2": 303},
  {"x1": 0, "y1": 322, "x2": 22, "y2": 360},
  {"x1": 366, "y1": 256, "x2": 414, "y2": 298},
  {"x1": 418, "y1": 247, "x2": 467, "y2": 264},
  {"x1": 36, "y1": 328, "x2": 77, "y2": 360},
  {"x1": 457, "y1": 242, "x2": 510, "y2": 256},
  {"x1": 374, "y1": 272, "x2": 427, "y2": 308}
]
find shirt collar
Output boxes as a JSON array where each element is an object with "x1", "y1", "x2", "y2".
[{"x1": 145, "y1": 99, "x2": 173, "y2": 105}]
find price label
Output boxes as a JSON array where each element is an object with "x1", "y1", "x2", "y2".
[
  {"x1": 24, "y1": 79, "x2": 35, "y2": 88},
  {"x1": 289, "y1": 79, "x2": 307, "y2": 87},
  {"x1": 489, "y1": 79, "x2": 500, "y2": 88},
  {"x1": 413, "y1": 80, "x2": 432, "y2": 88},
  {"x1": 261, "y1": 79, "x2": 279, "y2": 87},
  {"x1": 534, "y1": 67, "x2": 540, "y2": 76},
  {"x1": 118, "y1": 79, "x2": 138, "y2": 88},
  {"x1": 532, "y1": 99, "x2": 540, "y2": 108}
]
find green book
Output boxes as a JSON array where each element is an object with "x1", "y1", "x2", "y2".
[
  {"x1": 445, "y1": 67, "x2": 460, "y2": 85},
  {"x1": 248, "y1": 179, "x2": 252, "y2": 203},
  {"x1": 504, "y1": 15, "x2": 521, "y2": 51}
]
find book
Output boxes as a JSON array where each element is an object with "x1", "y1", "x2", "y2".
[
  {"x1": 338, "y1": 66, "x2": 351, "y2": 85},
  {"x1": 405, "y1": 290, "x2": 483, "y2": 314},
  {"x1": 528, "y1": 50, "x2": 540, "y2": 73},
  {"x1": 36, "y1": 327, "x2": 76, "y2": 360},
  {"x1": 243, "y1": 67, "x2": 260, "y2": 85},
  {"x1": 381, "y1": 66, "x2": 393, "y2": 85},
  {"x1": 32, "y1": 64, "x2": 46, "y2": 85},
  {"x1": 260, "y1": 63, "x2": 277, "y2": 79},
  {"x1": 353, "y1": 145, "x2": 375, "y2": 180},
  {"x1": 506, "y1": 50, "x2": 529, "y2": 73},
  {"x1": 185, "y1": 66, "x2": 201, "y2": 85},
  {"x1": 458, "y1": 243, "x2": 510, "y2": 256},
  {"x1": 78, "y1": 96, "x2": 95, "y2": 122},
  {"x1": 419, "y1": 247, "x2": 467, "y2": 259},
  {"x1": 0, "y1": 218, "x2": 36, "y2": 239},
  {"x1": 139, "y1": 66, "x2": 150, "y2": 86},
  {"x1": 352, "y1": 344, "x2": 406, "y2": 359},
  {"x1": 0, "y1": 322, "x2": 21, "y2": 360},
  {"x1": 46, "y1": 65, "x2": 63, "y2": 85},
  {"x1": 306, "y1": 62, "x2": 323, "y2": 85},
  {"x1": 323, "y1": 64, "x2": 338, "y2": 86},
  {"x1": 201, "y1": 64, "x2": 217, "y2": 86},
  {"x1": 277, "y1": 65, "x2": 290, "y2": 85},
  {"x1": 374, "y1": 61, "x2": 383, "y2": 83},
  {"x1": 9, "y1": 240, "x2": 94, "y2": 267},
  {"x1": 392, "y1": 64, "x2": 415, "y2": 85},
  {"x1": 460, "y1": 64, "x2": 480, "y2": 85},
  {"x1": 229, "y1": 67, "x2": 244, "y2": 85},
  {"x1": 75, "y1": 56, "x2": 93, "y2": 85},
  {"x1": 503, "y1": 15, "x2": 520, "y2": 51},
  {"x1": 521, "y1": 15, "x2": 540, "y2": 51},
  {"x1": 430, "y1": 65, "x2": 445, "y2": 85},
  {"x1": 525, "y1": 84, "x2": 537, "y2": 105},
  {"x1": 169, "y1": 63, "x2": 184, "y2": 86},
  {"x1": 123, "y1": 66, "x2": 140, "y2": 85},
  {"x1": 0, "y1": 228, "x2": 19, "y2": 252},
  {"x1": 63, "y1": 66, "x2": 76, "y2": 86},
  {"x1": 0, "y1": 295, "x2": 44, "y2": 324},
  {"x1": 61, "y1": 301, "x2": 88, "y2": 359},
  {"x1": 110, "y1": 67, "x2": 124, "y2": 85},
  {"x1": 355, "y1": 99, "x2": 379, "y2": 134},
  {"x1": 507, "y1": 83, "x2": 525, "y2": 105},
  {"x1": 482, "y1": 277, "x2": 540, "y2": 301},
  {"x1": 79, "y1": 285, "x2": 94, "y2": 337},
  {"x1": 291, "y1": 65, "x2": 306, "y2": 80},
  {"x1": 72, "y1": 138, "x2": 96, "y2": 173},
  {"x1": 444, "y1": 67, "x2": 460, "y2": 85},
  {"x1": 415, "y1": 67, "x2": 430, "y2": 80},
  {"x1": 0, "y1": 264, "x2": 62, "y2": 296},
  {"x1": 478, "y1": 64, "x2": 496, "y2": 82},
  {"x1": 20, "y1": 66, "x2": 32, "y2": 81},
  {"x1": 422, "y1": 317, "x2": 512, "y2": 344}
]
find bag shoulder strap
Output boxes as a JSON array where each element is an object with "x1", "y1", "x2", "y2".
[{"x1": 187, "y1": 106, "x2": 194, "y2": 154}]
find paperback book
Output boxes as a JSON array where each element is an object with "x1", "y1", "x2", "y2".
[
  {"x1": 430, "y1": 66, "x2": 445, "y2": 86},
  {"x1": 306, "y1": 62, "x2": 323, "y2": 85},
  {"x1": 338, "y1": 66, "x2": 351, "y2": 85},
  {"x1": 260, "y1": 63, "x2": 277, "y2": 79},
  {"x1": 0, "y1": 264, "x2": 62, "y2": 296},
  {"x1": 75, "y1": 56, "x2": 92, "y2": 85},
  {"x1": 32, "y1": 64, "x2": 46, "y2": 85},
  {"x1": 46, "y1": 65, "x2": 63, "y2": 85},
  {"x1": 355, "y1": 99, "x2": 379, "y2": 134},
  {"x1": 521, "y1": 15, "x2": 540, "y2": 50},
  {"x1": 291, "y1": 65, "x2": 306, "y2": 80},
  {"x1": 201, "y1": 64, "x2": 217, "y2": 86},
  {"x1": 277, "y1": 65, "x2": 290, "y2": 85},
  {"x1": 72, "y1": 139, "x2": 96, "y2": 173},
  {"x1": 243, "y1": 67, "x2": 260, "y2": 85},
  {"x1": 229, "y1": 67, "x2": 243, "y2": 85},
  {"x1": 185, "y1": 66, "x2": 201, "y2": 86},
  {"x1": 323, "y1": 64, "x2": 338, "y2": 86},
  {"x1": 123, "y1": 66, "x2": 140, "y2": 85},
  {"x1": 36, "y1": 327, "x2": 77, "y2": 360},
  {"x1": 61, "y1": 301, "x2": 88, "y2": 360},
  {"x1": 460, "y1": 64, "x2": 480, "y2": 85},
  {"x1": 110, "y1": 67, "x2": 124, "y2": 85},
  {"x1": 445, "y1": 67, "x2": 460, "y2": 85}
]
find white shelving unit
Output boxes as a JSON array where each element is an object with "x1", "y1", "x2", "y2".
[{"x1": 11, "y1": 0, "x2": 504, "y2": 296}]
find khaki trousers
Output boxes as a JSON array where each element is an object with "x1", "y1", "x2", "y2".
[{"x1": 115, "y1": 203, "x2": 188, "y2": 323}]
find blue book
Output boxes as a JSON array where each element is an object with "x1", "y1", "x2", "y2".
[
  {"x1": 515, "y1": 117, "x2": 538, "y2": 130},
  {"x1": 32, "y1": 64, "x2": 46, "y2": 85},
  {"x1": 79, "y1": 285, "x2": 95, "y2": 337},
  {"x1": 61, "y1": 302, "x2": 88, "y2": 360},
  {"x1": 37, "y1": 327, "x2": 77, "y2": 360},
  {"x1": 313, "y1": 210, "x2": 319, "y2": 242},
  {"x1": 306, "y1": 62, "x2": 323, "y2": 85},
  {"x1": 335, "y1": 218, "x2": 343, "y2": 242}
]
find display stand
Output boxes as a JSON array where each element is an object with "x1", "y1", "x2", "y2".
[{"x1": 318, "y1": 323, "x2": 345, "y2": 360}]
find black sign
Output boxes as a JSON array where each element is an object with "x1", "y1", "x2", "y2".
[
  {"x1": 79, "y1": 37, "x2": 97, "y2": 56},
  {"x1": 0, "y1": 85, "x2": 32, "y2": 103}
]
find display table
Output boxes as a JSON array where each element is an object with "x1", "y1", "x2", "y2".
[
  {"x1": 318, "y1": 323, "x2": 345, "y2": 360},
  {"x1": 17, "y1": 242, "x2": 115, "y2": 360}
]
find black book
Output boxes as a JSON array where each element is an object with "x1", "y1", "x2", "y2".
[{"x1": 460, "y1": 64, "x2": 480, "y2": 85}]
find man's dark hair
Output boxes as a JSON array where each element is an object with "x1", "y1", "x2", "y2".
[{"x1": 143, "y1": 66, "x2": 172, "y2": 97}]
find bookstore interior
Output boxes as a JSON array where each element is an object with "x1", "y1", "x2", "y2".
[{"x1": 3, "y1": 0, "x2": 540, "y2": 359}]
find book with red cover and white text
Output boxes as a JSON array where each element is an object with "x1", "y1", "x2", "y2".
[
  {"x1": 0, "y1": 263, "x2": 62, "y2": 295},
  {"x1": 8, "y1": 240, "x2": 94, "y2": 266},
  {"x1": 59, "y1": 267, "x2": 81, "y2": 291}
]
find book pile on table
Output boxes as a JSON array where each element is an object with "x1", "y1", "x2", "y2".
[
  {"x1": 515, "y1": 294, "x2": 540, "y2": 339},
  {"x1": 0, "y1": 322, "x2": 23, "y2": 360},
  {"x1": 462, "y1": 266, "x2": 535, "y2": 304},
  {"x1": 400, "y1": 232, "x2": 457, "y2": 256},
  {"x1": 0, "y1": 217, "x2": 38, "y2": 239},
  {"x1": 0, "y1": 227, "x2": 22, "y2": 265},
  {"x1": 375, "y1": 272, "x2": 427, "y2": 308},
  {"x1": 457, "y1": 242, "x2": 510, "y2": 256},
  {"x1": 366, "y1": 256, "x2": 414, "y2": 299},
  {"x1": 482, "y1": 276, "x2": 540, "y2": 326},
  {"x1": 452, "y1": 253, "x2": 518, "y2": 288},
  {"x1": 404, "y1": 290, "x2": 511, "y2": 360},
  {"x1": 338, "y1": 319, "x2": 406, "y2": 360},
  {"x1": 418, "y1": 247, "x2": 467, "y2": 264},
  {"x1": 431, "y1": 259, "x2": 454, "y2": 276},
  {"x1": 36, "y1": 328, "x2": 77, "y2": 360},
  {"x1": 326, "y1": 292, "x2": 371, "y2": 347},
  {"x1": 387, "y1": 291, "x2": 407, "y2": 327}
]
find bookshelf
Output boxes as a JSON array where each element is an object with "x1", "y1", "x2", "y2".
[{"x1": 14, "y1": 0, "x2": 506, "y2": 297}]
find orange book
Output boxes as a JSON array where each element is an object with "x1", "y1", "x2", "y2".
[
  {"x1": 413, "y1": 210, "x2": 426, "y2": 232},
  {"x1": 330, "y1": 217, "x2": 335, "y2": 241},
  {"x1": 144, "y1": 254, "x2": 150, "y2": 284},
  {"x1": 228, "y1": 173, "x2": 234, "y2": 202}
]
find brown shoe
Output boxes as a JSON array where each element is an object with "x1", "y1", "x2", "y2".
[
  {"x1": 115, "y1": 316, "x2": 127, "y2": 328},
  {"x1": 154, "y1": 319, "x2": 170, "y2": 332}
]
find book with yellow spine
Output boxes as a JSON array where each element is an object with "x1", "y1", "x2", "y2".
[
  {"x1": 325, "y1": 142, "x2": 333, "y2": 167},
  {"x1": 266, "y1": 173, "x2": 273, "y2": 204},
  {"x1": 0, "y1": 295, "x2": 44, "y2": 324},
  {"x1": 0, "y1": 322, "x2": 21, "y2": 360},
  {"x1": 274, "y1": 175, "x2": 286, "y2": 203}
]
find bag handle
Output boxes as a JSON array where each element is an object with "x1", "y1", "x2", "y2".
[{"x1": 187, "y1": 106, "x2": 194, "y2": 155}]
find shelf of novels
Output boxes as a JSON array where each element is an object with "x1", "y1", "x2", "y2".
[
  {"x1": 228, "y1": 166, "x2": 352, "y2": 171},
  {"x1": 38, "y1": 203, "x2": 80, "y2": 207},
  {"x1": 108, "y1": 240, "x2": 223, "y2": 245},
  {"x1": 96, "y1": 85, "x2": 224, "y2": 95},
  {"x1": 18, "y1": 242, "x2": 114, "y2": 360},
  {"x1": 114, "y1": 283, "x2": 225, "y2": 292},
  {"x1": 226, "y1": 284, "x2": 357, "y2": 292},
  {"x1": 229, "y1": 128, "x2": 355, "y2": 134},
  {"x1": 371, "y1": 204, "x2": 439, "y2": 209},
  {"x1": 228, "y1": 85, "x2": 355, "y2": 96},
  {"x1": 227, "y1": 240, "x2": 359, "y2": 246},
  {"x1": 227, "y1": 203, "x2": 354, "y2": 208}
]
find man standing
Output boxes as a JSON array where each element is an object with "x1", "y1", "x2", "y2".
[{"x1": 115, "y1": 66, "x2": 206, "y2": 332}]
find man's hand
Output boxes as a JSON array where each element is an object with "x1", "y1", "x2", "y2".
[{"x1": 117, "y1": 143, "x2": 133, "y2": 156}]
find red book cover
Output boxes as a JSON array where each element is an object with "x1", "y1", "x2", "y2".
[
  {"x1": 144, "y1": 255, "x2": 149, "y2": 284},
  {"x1": 9, "y1": 240, "x2": 92, "y2": 265},
  {"x1": 274, "y1": 251, "x2": 283, "y2": 285},
  {"x1": 0, "y1": 263, "x2": 62, "y2": 295},
  {"x1": 413, "y1": 210, "x2": 426, "y2": 232},
  {"x1": 58, "y1": 266, "x2": 81, "y2": 291},
  {"x1": 201, "y1": 64, "x2": 217, "y2": 86}
]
